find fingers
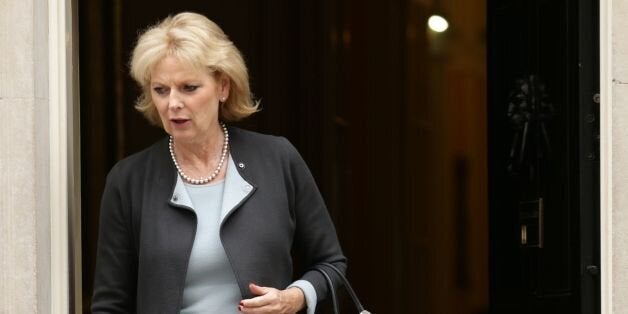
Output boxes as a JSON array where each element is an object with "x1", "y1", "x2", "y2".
[
  {"x1": 239, "y1": 283, "x2": 287, "y2": 313},
  {"x1": 240, "y1": 294, "x2": 272, "y2": 308},
  {"x1": 249, "y1": 283, "x2": 271, "y2": 296},
  {"x1": 240, "y1": 283, "x2": 276, "y2": 308}
]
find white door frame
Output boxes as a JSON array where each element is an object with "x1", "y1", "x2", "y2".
[
  {"x1": 49, "y1": 0, "x2": 81, "y2": 312},
  {"x1": 600, "y1": 0, "x2": 612, "y2": 313}
]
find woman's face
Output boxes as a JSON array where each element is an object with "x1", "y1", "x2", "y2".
[{"x1": 150, "y1": 56, "x2": 229, "y2": 144}]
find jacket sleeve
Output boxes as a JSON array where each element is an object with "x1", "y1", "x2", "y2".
[
  {"x1": 91, "y1": 164, "x2": 137, "y2": 313},
  {"x1": 281, "y1": 137, "x2": 348, "y2": 304}
]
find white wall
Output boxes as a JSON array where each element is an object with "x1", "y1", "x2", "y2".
[
  {"x1": 0, "y1": 0, "x2": 50, "y2": 312},
  {"x1": 606, "y1": 0, "x2": 628, "y2": 312}
]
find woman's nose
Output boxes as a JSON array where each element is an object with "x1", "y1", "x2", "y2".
[{"x1": 168, "y1": 91, "x2": 183, "y2": 109}]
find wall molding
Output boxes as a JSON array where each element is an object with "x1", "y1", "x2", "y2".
[
  {"x1": 49, "y1": 0, "x2": 69, "y2": 310},
  {"x1": 599, "y1": 0, "x2": 612, "y2": 313},
  {"x1": 49, "y1": 0, "x2": 81, "y2": 312}
]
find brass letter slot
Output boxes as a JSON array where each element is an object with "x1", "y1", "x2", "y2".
[{"x1": 519, "y1": 198, "x2": 544, "y2": 248}]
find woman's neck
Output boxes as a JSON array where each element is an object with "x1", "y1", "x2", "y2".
[{"x1": 173, "y1": 124, "x2": 226, "y2": 174}]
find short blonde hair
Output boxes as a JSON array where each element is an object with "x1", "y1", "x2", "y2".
[{"x1": 130, "y1": 12, "x2": 258, "y2": 125}]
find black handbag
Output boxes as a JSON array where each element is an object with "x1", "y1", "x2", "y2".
[{"x1": 311, "y1": 262, "x2": 371, "y2": 314}]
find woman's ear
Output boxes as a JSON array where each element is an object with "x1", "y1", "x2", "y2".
[{"x1": 220, "y1": 75, "x2": 231, "y2": 99}]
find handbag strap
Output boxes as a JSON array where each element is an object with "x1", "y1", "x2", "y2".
[
  {"x1": 313, "y1": 263, "x2": 371, "y2": 314},
  {"x1": 311, "y1": 267, "x2": 339, "y2": 313}
]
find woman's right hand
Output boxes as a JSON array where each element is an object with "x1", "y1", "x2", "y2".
[{"x1": 238, "y1": 283, "x2": 305, "y2": 314}]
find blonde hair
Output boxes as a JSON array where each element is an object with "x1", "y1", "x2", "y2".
[{"x1": 130, "y1": 12, "x2": 258, "y2": 125}]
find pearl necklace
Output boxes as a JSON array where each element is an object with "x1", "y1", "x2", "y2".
[{"x1": 169, "y1": 122, "x2": 229, "y2": 185}]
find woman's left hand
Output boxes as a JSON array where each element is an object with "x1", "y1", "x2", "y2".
[{"x1": 239, "y1": 283, "x2": 305, "y2": 314}]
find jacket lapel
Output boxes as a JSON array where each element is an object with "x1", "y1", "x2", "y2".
[
  {"x1": 220, "y1": 155, "x2": 255, "y2": 223},
  {"x1": 169, "y1": 174, "x2": 195, "y2": 211}
]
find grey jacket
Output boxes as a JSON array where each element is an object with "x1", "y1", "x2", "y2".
[{"x1": 91, "y1": 127, "x2": 347, "y2": 313}]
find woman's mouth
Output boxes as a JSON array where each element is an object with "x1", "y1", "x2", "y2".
[{"x1": 170, "y1": 118, "x2": 190, "y2": 126}]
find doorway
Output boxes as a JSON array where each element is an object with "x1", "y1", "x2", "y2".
[
  {"x1": 487, "y1": 0, "x2": 600, "y2": 313},
  {"x1": 78, "y1": 0, "x2": 598, "y2": 313},
  {"x1": 79, "y1": 0, "x2": 488, "y2": 312}
]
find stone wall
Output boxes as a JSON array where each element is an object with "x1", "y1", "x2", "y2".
[
  {"x1": 0, "y1": 0, "x2": 50, "y2": 312},
  {"x1": 612, "y1": 0, "x2": 628, "y2": 312}
]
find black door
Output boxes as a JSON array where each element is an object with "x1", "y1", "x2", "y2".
[{"x1": 487, "y1": 0, "x2": 599, "y2": 313}]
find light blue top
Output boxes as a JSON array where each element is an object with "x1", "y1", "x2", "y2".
[
  {"x1": 180, "y1": 179, "x2": 241, "y2": 313},
  {"x1": 177, "y1": 155, "x2": 317, "y2": 314}
]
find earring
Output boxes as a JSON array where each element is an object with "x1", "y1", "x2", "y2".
[{"x1": 221, "y1": 97, "x2": 226, "y2": 102}]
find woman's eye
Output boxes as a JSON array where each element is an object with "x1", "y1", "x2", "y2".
[
  {"x1": 153, "y1": 87, "x2": 167, "y2": 95},
  {"x1": 183, "y1": 85, "x2": 199, "y2": 92}
]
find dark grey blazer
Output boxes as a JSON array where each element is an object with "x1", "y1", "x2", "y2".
[{"x1": 91, "y1": 126, "x2": 347, "y2": 313}]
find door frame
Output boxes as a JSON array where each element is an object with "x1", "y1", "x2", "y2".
[
  {"x1": 599, "y1": 0, "x2": 612, "y2": 313},
  {"x1": 49, "y1": 0, "x2": 81, "y2": 312}
]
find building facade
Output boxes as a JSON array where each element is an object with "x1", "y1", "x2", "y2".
[{"x1": 0, "y1": 0, "x2": 623, "y2": 312}]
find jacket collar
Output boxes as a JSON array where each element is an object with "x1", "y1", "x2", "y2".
[{"x1": 168, "y1": 153, "x2": 256, "y2": 223}]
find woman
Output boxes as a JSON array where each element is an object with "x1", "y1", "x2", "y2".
[{"x1": 91, "y1": 12, "x2": 347, "y2": 314}]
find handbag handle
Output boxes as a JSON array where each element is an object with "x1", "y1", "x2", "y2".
[
  {"x1": 311, "y1": 267, "x2": 339, "y2": 312},
  {"x1": 312, "y1": 263, "x2": 371, "y2": 314}
]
